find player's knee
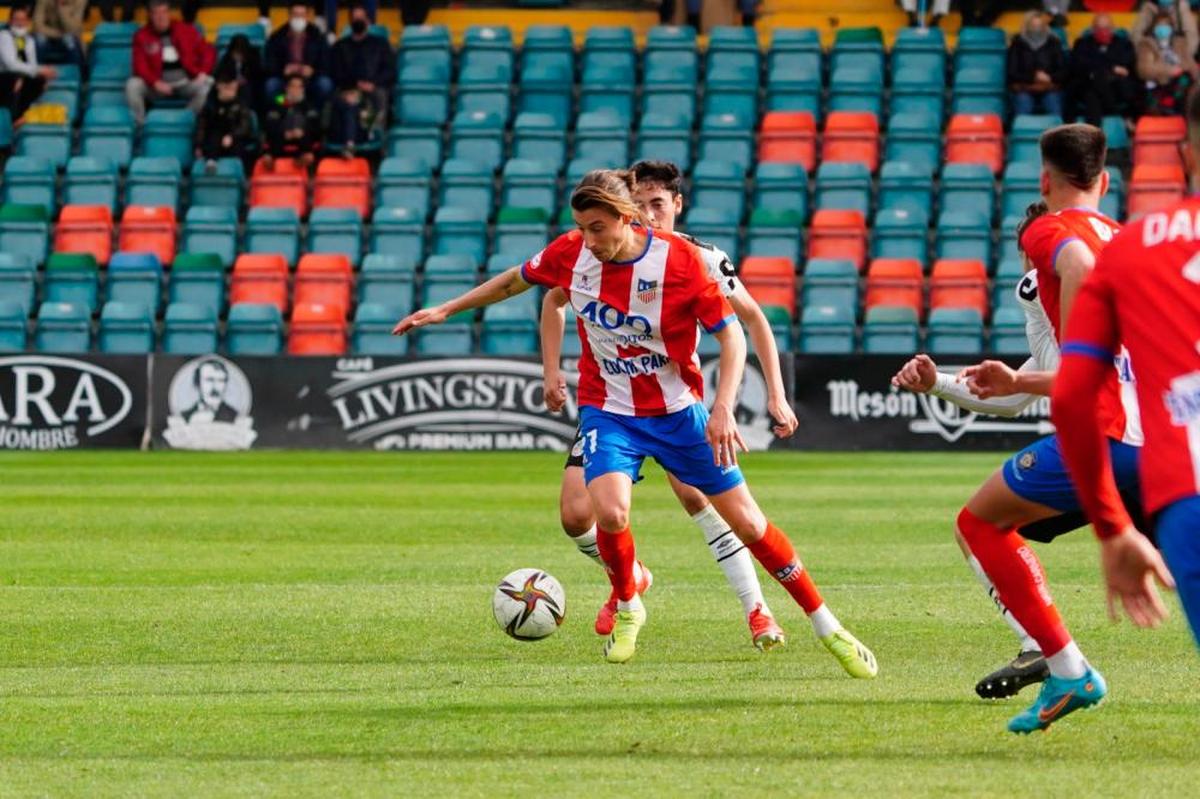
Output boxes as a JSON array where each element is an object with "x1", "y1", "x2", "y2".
[
  {"x1": 595, "y1": 506, "x2": 630, "y2": 533},
  {"x1": 676, "y1": 490, "x2": 709, "y2": 516},
  {"x1": 726, "y1": 509, "x2": 768, "y2": 544},
  {"x1": 560, "y1": 501, "x2": 595, "y2": 537}
]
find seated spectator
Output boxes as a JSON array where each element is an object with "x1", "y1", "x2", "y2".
[
  {"x1": 266, "y1": 3, "x2": 332, "y2": 107},
  {"x1": 898, "y1": 0, "x2": 949, "y2": 28},
  {"x1": 1137, "y1": 9, "x2": 1200, "y2": 115},
  {"x1": 0, "y1": 4, "x2": 56, "y2": 120},
  {"x1": 1068, "y1": 13, "x2": 1141, "y2": 126},
  {"x1": 216, "y1": 33, "x2": 267, "y2": 113},
  {"x1": 329, "y1": 2, "x2": 394, "y2": 125},
  {"x1": 33, "y1": 0, "x2": 84, "y2": 70},
  {"x1": 1008, "y1": 12, "x2": 1068, "y2": 117},
  {"x1": 97, "y1": 0, "x2": 134, "y2": 23},
  {"x1": 262, "y1": 74, "x2": 321, "y2": 170},
  {"x1": 1132, "y1": 0, "x2": 1198, "y2": 58},
  {"x1": 126, "y1": 0, "x2": 215, "y2": 124},
  {"x1": 325, "y1": 79, "x2": 379, "y2": 158},
  {"x1": 195, "y1": 66, "x2": 258, "y2": 173}
]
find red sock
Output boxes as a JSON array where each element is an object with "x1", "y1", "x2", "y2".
[
  {"x1": 597, "y1": 526, "x2": 637, "y2": 601},
  {"x1": 957, "y1": 507, "x2": 1071, "y2": 656},
  {"x1": 747, "y1": 522, "x2": 824, "y2": 613}
]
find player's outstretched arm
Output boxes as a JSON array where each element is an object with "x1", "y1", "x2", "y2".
[
  {"x1": 959, "y1": 360, "x2": 1055, "y2": 399},
  {"x1": 706, "y1": 321, "x2": 748, "y2": 468},
  {"x1": 728, "y1": 289, "x2": 797, "y2": 437},
  {"x1": 893, "y1": 354, "x2": 1044, "y2": 417},
  {"x1": 393, "y1": 266, "x2": 532, "y2": 336},
  {"x1": 540, "y1": 288, "x2": 570, "y2": 413}
]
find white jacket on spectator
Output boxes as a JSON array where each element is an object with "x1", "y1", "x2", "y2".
[{"x1": 0, "y1": 27, "x2": 41, "y2": 78}]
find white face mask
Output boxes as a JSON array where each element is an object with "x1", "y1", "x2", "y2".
[
  {"x1": 9, "y1": 26, "x2": 27, "y2": 37},
  {"x1": 290, "y1": 17, "x2": 307, "y2": 33}
]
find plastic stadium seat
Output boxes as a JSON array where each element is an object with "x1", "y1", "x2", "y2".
[
  {"x1": 438, "y1": 157, "x2": 496, "y2": 214},
  {"x1": 118, "y1": 206, "x2": 177, "y2": 266},
  {"x1": 98, "y1": 300, "x2": 154, "y2": 353},
  {"x1": 288, "y1": 302, "x2": 347, "y2": 355},
  {"x1": 225, "y1": 303, "x2": 283, "y2": 355},
  {"x1": 865, "y1": 258, "x2": 923, "y2": 315},
  {"x1": 891, "y1": 67, "x2": 946, "y2": 128},
  {"x1": 935, "y1": 209, "x2": 993, "y2": 264},
  {"x1": 872, "y1": 207, "x2": 929, "y2": 264},
  {"x1": 0, "y1": 253, "x2": 35, "y2": 315},
  {"x1": 0, "y1": 203, "x2": 49, "y2": 266},
  {"x1": 939, "y1": 162, "x2": 996, "y2": 222},
  {"x1": 801, "y1": 259, "x2": 859, "y2": 310},
  {"x1": 758, "y1": 112, "x2": 817, "y2": 171},
  {"x1": 80, "y1": 105, "x2": 135, "y2": 169},
  {"x1": 307, "y1": 207, "x2": 363, "y2": 267},
  {"x1": 1, "y1": 156, "x2": 56, "y2": 215},
  {"x1": 63, "y1": 156, "x2": 119, "y2": 213},
  {"x1": 945, "y1": 114, "x2": 1005, "y2": 174},
  {"x1": 375, "y1": 158, "x2": 434, "y2": 219},
  {"x1": 34, "y1": 302, "x2": 90, "y2": 352},
  {"x1": 432, "y1": 206, "x2": 488, "y2": 263},
  {"x1": 808, "y1": 209, "x2": 867, "y2": 269},
  {"x1": 1128, "y1": 163, "x2": 1186, "y2": 218},
  {"x1": 1133, "y1": 116, "x2": 1186, "y2": 168},
  {"x1": 140, "y1": 108, "x2": 195, "y2": 169},
  {"x1": 500, "y1": 159, "x2": 557, "y2": 220},
  {"x1": 181, "y1": 206, "x2": 238, "y2": 268},
  {"x1": 107, "y1": 251, "x2": 163, "y2": 314},
  {"x1": 358, "y1": 254, "x2": 416, "y2": 310},
  {"x1": 169, "y1": 253, "x2": 226, "y2": 317},
  {"x1": 814, "y1": 161, "x2": 871, "y2": 215},
  {"x1": 753, "y1": 162, "x2": 808, "y2": 219},
  {"x1": 635, "y1": 112, "x2": 693, "y2": 172},
  {"x1": 684, "y1": 207, "x2": 740, "y2": 264},
  {"x1": 352, "y1": 302, "x2": 408, "y2": 355},
  {"x1": 190, "y1": 158, "x2": 244, "y2": 208},
  {"x1": 689, "y1": 160, "x2": 747, "y2": 222},
  {"x1": 518, "y1": 64, "x2": 572, "y2": 128},
  {"x1": 929, "y1": 259, "x2": 989, "y2": 315},
  {"x1": 740, "y1": 256, "x2": 797, "y2": 315},
  {"x1": 245, "y1": 206, "x2": 301, "y2": 265},
  {"x1": 745, "y1": 209, "x2": 802, "y2": 261},
  {"x1": 0, "y1": 299, "x2": 26, "y2": 351},
  {"x1": 481, "y1": 297, "x2": 539, "y2": 355},
  {"x1": 414, "y1": 322, "x2": 474, "y2": 355},
  {"x1": 1008, "y1": 114, "x2": 1060, "y2": 165},
  {"x1": 798, "y1": 304, "x2": 855, "y2": 354},
  {"x1": 765, "y1": 52, "x2": 821, "y2": 120},
  {"x1": 55, "y1": 205, "x2": 114, "y2": 265},
  {"x1": 1102, "y1": 165, "x2": 1126, "y2": 221},
  {"x1": 575, "y1": 110, "x2": 631, "y2": 165},
  {"x1": 313, "y1": 158, "x2": 372, "y2": 219},
  {"x1": 821, "y1": 112, "x2": 880, "y2": 172},
  {"x1": 926, "y1": 306, "x2": 984, "y2": 354},
  {"x1": 43, "y1": 252, "x2": 99, "y2": 313},
  {"x1": 885, "y1": 111, "x2": 941, "y2": 172},
  {"x1": 511, "y1": 112, "x2": 567, "y2": 169},
  {"x1": 16, "y1": 114, "x2": 71, "y2": 168},
  {"x1": 370, "y1": 206, "x2": 426, "y2": 257},
  {"x1": 395, "y1": 76, "x2": 451, "y2": 128},
  {"x1": 863, "y1": 305, "x2": 920, "y2": 354},
  {"x1": 448, "y1": 110, "x2": 506, "y2": 170},
  {"x1": 697, "y1": 113, "x2": 754, "y2": 171},
  {"x1": 294, "y1": 254, "x2": 353, "y2": 316},
  {"x1": 250, "y1": 157, "x2": 308, "y2": 218},
  {"x1": 387, "y1": 125, "x2": 443, "y2": 169},
  {"x1": 1001, "y1": 161, "x2": 1042, "y2": 221},
  {"x1": 230, "y1": 253, "x2": 289, "y2": 313},
  {"x1": 127, "y1": 157, "x2": 182, "y2": 210},
  {"x1": 878, "y1": 160, "x2": 934, "y2": 217},
  {"x1": 991, "y1": 306, "x2": 1028, "y2": 354},
  {"x1": 494, "y1": 207, "x2": 549, "y2": 255}
]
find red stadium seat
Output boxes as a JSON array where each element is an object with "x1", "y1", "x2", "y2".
[
  {"x1": 118, "y1": 205, "x2": 177, "y2": 266},
  {"x1": 312, "y1": 158, "x2": 372, "y2": 219},
  {"x1": 758, "y1": 111, "x2": 817, "y2": 172},
  {"x1": 739, "y1": 256, "x2": 797, "y2": 316},
  {"x1": 288, "y1": 301, "x2": 347, "y2": 355},
  {"x1": 864, "y1": 258, "x2": 923, "y2": 315},
  {"x1": 945, "y1": 114, "x2": 1005, "y2": 175},
  {"x1": 230, "y1": 253, "x2": 289, "y2": 313},
  {"x1": 250, "y1": 157, "x2": 309, "y2": 218},
  {"x1": 1133, "y1": 116, "x2": 1186, "y2": 168},
  {"x1": 929, "y1": 259, "x2": 989, "y2": 315},
  {"x1": 293, "y1": 253, "x2": 353, "y2": 316},
  {"x1": 54, "y1": 205, "x2": 114, "y2": 265},
  {"x1": 821, "y1": 112, "x2": 880, "y2": 173},
  {"x1": 1128, "y1": 163, "x2": 1186, "y2": 219},
  {"x1": 807, "y1": 209, "x2": 867, "y2": 269}
]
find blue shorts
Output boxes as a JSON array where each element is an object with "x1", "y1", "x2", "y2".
[
  {"x1": 1156, "y1": 495, "x2": 1200, "y2": 650},
  {"x1": 1002, "y1": 435, "x2": 1141, "y2": 513},
  {"x1": 578, "y1": 405, "x2": 746, "y2": 496}
]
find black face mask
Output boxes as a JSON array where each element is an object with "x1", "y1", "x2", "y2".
[{"x1": 351, "y1": 19, "x2": 368, "y2": 35}]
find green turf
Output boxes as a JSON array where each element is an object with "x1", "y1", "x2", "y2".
[{"x1": 0, "y1": 451, "x2": 1196, "y2": 797}]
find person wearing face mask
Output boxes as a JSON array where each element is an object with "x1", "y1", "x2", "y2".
[
  {"x1": 265, "y1": 2, "x2": 332, "y2": 108},
  {"x1": 1132, "y1": 0, "x2": 1199, "y2": 59},
  {"x1": 0, "y1": 4, "x2": 57, "y2": 120},
  {"x1": 329, "y1": 1, "x2": 394, "y2": 130},
  {"x1": 1137, "y1": 9, "x2": 1200, "y2": 116},
  {"x1": 1007, "y1": 11, "x2": 1068, "y2": 118},
  {"x1": 1068, "y1": 13, "x2": 1140, "y2": 127}
]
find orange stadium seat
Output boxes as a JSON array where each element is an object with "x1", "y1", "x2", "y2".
[
  {"x1": 1133, "y1": 116, "x2": 1186, "y2": 168},
  {"x1": 739, "y1": 256, "x2": 797, "y2": 315},
  {"x1": 821, "y1": 111, "x2": 880, "y2": 173},
  {"x1": 294, "y1": 253, "x2": 353, "y2": 316},
  {"x1": 758, "y1": 111, "x2": 817, "y2": 172},
  {"x1": 54, "y1": 204, "x2": 114, "y2": 265},
  {"x1": 945, "y1": 113, "x2": 1005, "y2": 174},
  {"x1": 313, "y1": 158, "x2": 372, "y2": 219},
  {"x1": 1128, "y1": 163, "x2": 1186, "y2": 218},
  {"x1": 929, "y1": 259, "x2": 989, "y2": 315},
  {"x1": 250, "y1": 157, "x2": 308, "y2": 218},
  {"x1": 864, "y1": 258, "x2": 923, "y2": 315},
  {"x1": 288, "y1": 301, "x2": 348, "y2": 355},
  {"x1": 807, "y1": 209, "x2": 867, "y2": 269},
  {"x1": 118, "y1": 205, "x2": 177, "y2": 266},
  {"x1": 230, "y1": 252, "x2": 289, "y2": 313}
]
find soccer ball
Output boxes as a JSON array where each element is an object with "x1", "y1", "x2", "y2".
[{"x1": 492, "y1": 568, "x2": 566, "y2": 640}]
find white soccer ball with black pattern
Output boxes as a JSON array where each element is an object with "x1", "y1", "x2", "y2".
[{"x1": 492, "y1": 568, "x2": 566, "y2": 640}]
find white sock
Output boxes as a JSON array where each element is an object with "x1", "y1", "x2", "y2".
[
  {"x1": 1046, "y1": 641, "x2": 1088, "y2": 680},
  {"x1": 616, "y1": 594, "x2": 644, "y2": 614},
  {"x1": 966, "y1": 555, "x2": 1040, "y2": 653},
  {"x1": 571, "y1": 525, "x2": 604, "y2": 567},
  {"x1": 691, "y1": 505, "x2": 769, "y2": 616},
  {"x1": 808, "y1": 604, "x2": 841, "y2": 639}
]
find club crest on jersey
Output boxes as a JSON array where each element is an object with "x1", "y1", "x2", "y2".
[
  {"x1": 636, "y1": 278, "x2": 658, "y2": 304},
  {"x1": 1018, "y1": 451, "x2": 1037, "y2": 471}
]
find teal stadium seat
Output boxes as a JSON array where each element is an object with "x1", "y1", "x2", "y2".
[
  {"x1": 106, "y1": 251, "x2": 163, "y2": 315},
  {"x1": 352, "y1": 302, "x2": 409, "y2": 355},
  {"x1": 162, "y1": 301, "x2": 218, "y2": 355},
  {"x1": 1009, "y1": 115, "x2": 1060, "y2": 164},
  {"x1": 43, "y1": 252, "x2": 99, "y2": 313},
  {"x1": 684, "y1": 207, "x2": 740, "y2": 265},
  {"x1": 745, "y1": 209, "x2": 802, "y2": 262},
  {"x1": 815, "y1": 161, "x2": 871, "y2": 216},
  {"x1": 690, "y1": 160, "x2": 747, "y2": 222},
  {"x1": 494, "y1": 207, "x2": 550, "y2": 255},
  {"x1": 939, "y1": 162, "x2": 996, "y2": 222},
  {"x1": 370, "y1": 206, "x2": 426, "y2": 258},
  {"x1": 885, "y1": 111, "x2": 941, "y2": 172},
  {"x1": 80, "y1": 105, "x2": 135, "y2": 169},
  {"x1": 698, "y1": 112, "x2": 755, "y2": 171},
  {"x1": 438, "y1": 158, "x2": 496, "y2": 215},
  {"x1": 245, "y1": 206, "x2": 301, "y2": 266},
  {"x1": 34, "y1": 301, "x2": 90, "y2": 353},
  {"x1": 801, "y1": 259, "x2": 859, "y2": 310},
  {"x1": 878, "y1": 160, "x2": 934, "y2": 216},
  {"x1": 991, "y1": 306, "x2": 1028, "y2": 354},
  {"x1": 1, "y1": 156, "x2": 56, "y2": 215},
  {"x1": 358, "y1": 253, "x2": 416, "y2": 309},
  {"x1": 799, "y1": 303, "x2": 856, "y2": 354},
  {"x1": 169, "y1": 253, "x2": 226, "y2": 317},
  {"x1": 636, "y1": 111, "x2": 693, "y2": 172},
  {"x1": 935, "y1": 209, "x2": 993, "y2": 264},
  {"x1": 376, "y1": 158, "x2": 434, "y2": 219},
  {"x1": 863, "y1": 305, "x2": 920, "y2": 354},
  {"x1": 511, "y1": 112, "x2": 567, "y2": 170},
  {"x1": 0, "y1": 204, "x2": 49, "y2": 266},
  {"x1": 181, "y1": 206, "x2": 238, "y2": 268},
  {"x1": 127, "y1": 157, "x2": 182, "y2": 210},
  {"x1": 432, "y1": 206, "x2": 488, "y2": 263},
  {"x1": 225, "y1": 303, "x2": 283, "y2": 355},
  {"x1": 98, "y1": 300, "x2": 154, "y2": 354},
  {"x1": 307, "y1": 207, "x2": 364, "y2": 267},
  {"x1": 500, "y1": 159, "x2": 557, "y2": 220},
  {"x1": 190, "y1": 158, "x2": 244, "y2": 208},
  {"x1": 753, "y1": 162, "x2": 808, "y2": 219},
  {"x1": 448, "y1": 110, "x2": 506, "y2": 170},
  {"x1": 0, "y1": 253, "x2": 35, "y2": 315},
  {"x1": 926, "y1": 307, "x2": 984, "y2": 354},
  {"x1": 140, "y1": 109, "x2": 195, "y2": 170},
  {"x1": 63, "y1": 156, "x2": 119, "y2": 213},
  {"x1": 872, "y1": 207, "x2": 929, "y2": 264},
  {"x1": 0, "y1": 299, "x2": 26, "y2": 351}
]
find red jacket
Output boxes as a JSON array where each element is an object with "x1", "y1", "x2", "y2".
[{"x1": 132, "y1": 21, "x2": 215, "y2": 84}]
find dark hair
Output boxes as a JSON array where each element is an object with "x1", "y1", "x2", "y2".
[
  {"x1": 147, "y1": 0, "x2": 170, "y2": 10},
  {"x1": 570, "y1": 169, "x2": 643, "y2": 221},
  {"x1": 1016, "y1": 200, "x2": 1049, "y2": 244},
  {"x1": 1040, "y1": 124, "x2": 1107, "y2": 190},
  {"x1": 193, "y1": 358, "x2": 228, "y2": 388},
  {"x1": 8, "y1": 4, "x2": 31, "y2": 18},
  {"x1": 630, "y1": 160, "x2": 683, "y2": 196},
  {"x1": 215, "y1": 64, "x2": 239, "y2": 84}
]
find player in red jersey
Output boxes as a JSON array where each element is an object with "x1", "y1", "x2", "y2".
[
  {"x1": 393, "y1": 169, "x2": 877, "y2": 675},
  {"x1": 929, "y1": 125, "x2": 1139, "y2": 733}
]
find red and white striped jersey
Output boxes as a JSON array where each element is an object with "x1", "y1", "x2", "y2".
[
  {"x1": 1021, "y1": 207, "x2": 1142, "y2": 445},
  {"x1": 521, "y1": 228, "x2": 735, "y2": 417}
]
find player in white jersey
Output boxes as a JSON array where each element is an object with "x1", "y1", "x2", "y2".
[{"x1": 543, "y1": 160, "x2": 800, "y2": 649}]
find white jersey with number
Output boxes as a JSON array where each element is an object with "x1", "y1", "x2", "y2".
[
  {"x1": 677, "y1": 232, "x2": 742, "y2": 298},
  {"x1": 1014, "y1": 270, "x2": 1061, "y2": 372}
]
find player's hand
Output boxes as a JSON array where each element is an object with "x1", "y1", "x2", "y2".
[
  {"x1": 891, "y1": 354, "x2": 938, "y2": 393},
  {"x1": 543, "y1": 371, "x2": 567, "y2": 413},
  {"x1": 767, "y1": 393, "x2": 798, "y2": 438},
  {"x1": 1100, "y1": 527, "x2": 1175, "y2": 628},
  {"x1": 706, "y1": 402, "x2": 748, "y2": 468},
  {"x1": 392, "y1": 305, "x2": 448, "y2": 336},
  {"x1": 959, "y1": 360, "x2": 1019, "y2": 399}
]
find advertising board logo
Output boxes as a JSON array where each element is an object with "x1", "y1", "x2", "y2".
[
  {"x1": 0, "y1": 356, "x2": 133, "y2": 449},
  {"x1": 163, "y1": 356, "x2": 257, "y2": 450}
]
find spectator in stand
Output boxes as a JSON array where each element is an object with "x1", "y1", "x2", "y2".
[
  {"x1": 195, "y1": 65, "x2": 258, "y2": 173},
  {"x1": 216, "y1": 33, "x2": 266, "y2": 113},
  {"x1": 317, "y1": 0, "x2": 376, "y2": 37},
  {"x1": 265, "y1": 3, "x2": 331, "y2": 108},
  {"x1": 329, "y1": 1, "x2": 394, "y2": 124},
  {"x1": 96, "y1": 0, "x2": 135, "y2": 23},
  {"x1": 325, "y1": 78, "x2": 378, "y2": 158},
  {"x1": 126, "y1": 0, "x2": 215, "y2": 124},
  {"x1": 898, "y1": 0, "x2": 949, "y2": 28},
  {"x1": 262, "y1": 73, "x2": 321, "y2": 170},
  {"x1": 0, "y1": 4, "x2": 56, "y2": 120},
  {"x1": 1007, "y1": 11, "x2": 1068, "y2": 117},
  {"x1": 1132, "y1": 0, "x2": 1198, "y2": 58},
  {"x1": 1137, "y1": 9, "x2": 1200, "y2": 116},
  {"x1": 33, "y1": 0, "x2": 85, "y2": 70},
  {"x1": 1068, "y1": 13, "x2": 1140, "y2": 126}
]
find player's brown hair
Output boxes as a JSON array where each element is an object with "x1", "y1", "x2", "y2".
[
  {"x1": 570, "y1": 169, "x2": 644, "y2": 222},
  {"x1": 1016, "y1": 200, "x2": 1049, "y2": 244},
  {"x1": 631, "y1": 160, "x2": 684, "y2": 196},
  {"x1": 1040, "y1": 124, "x2": 1108, "y2": 190}
]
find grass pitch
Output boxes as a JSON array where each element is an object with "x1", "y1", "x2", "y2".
[{"x1": 0, "y1": 450, "x2": 1196, "y2": 797}]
